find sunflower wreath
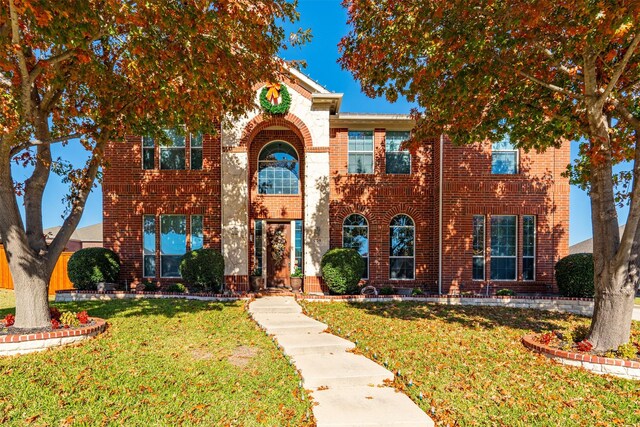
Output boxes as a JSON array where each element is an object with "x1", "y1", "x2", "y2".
[{"x1": 260, "y1": 83, "x2": 291, "y2": 115}]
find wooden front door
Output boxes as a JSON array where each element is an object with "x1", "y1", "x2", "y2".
[{"x1": 266, "y1": 222, "x2": 291, "y2": 288}]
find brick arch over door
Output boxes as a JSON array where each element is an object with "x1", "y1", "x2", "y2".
[{"x1": 239, "y1": 113, "x2": 313, "y2": 151}]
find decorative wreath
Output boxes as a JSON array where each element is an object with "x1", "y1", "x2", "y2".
[
  {"x1": 260, "y1": 83, "x2": 291, "y2": 115},
  {"x1": 270, "y1": 228, "x2": 287, "y2": 264}
]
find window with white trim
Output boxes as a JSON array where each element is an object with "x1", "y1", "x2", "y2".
[
  {"x1": 472, "y1": 215, "x2": 485, "y2": 280},
  {"x1": 390, "y1": 215, "x2": 415, "y2": 279},
  {"x1": 385, "y1": 131, "x2": 411, "y2": 174},
  {"x1": 523, "y1": 215, "x2": 536, "y2": 281},
  {"x1": 348, "y1": 131, "x2": 374, "y2": 174},
  {"x1": 160, "y1": 215, "x2": 187, "y2": 277},
  {"x1": 342, "y1": 214, "x2": 369, "y2": 279},
  {"x1": 191, "y1": 133, "x2": 203, "y2": 170},
  {"x1": 160, "y1": 129, "x2": 186, "y2": 170},
  {"x1": 258, "y1": 141, "x2": 299, "y2": 194},
  {"x1": 142, "y1": 136, "x2": 154, "y2": 170},
  {"x1": 490, "y1": 215, "x2": 517, "y2": 280},
  {"x1": 143, "y1": 215, "x2": 156, "y2": 277},
  {"x1": 491, "y1": 140, "x2": 518, "y2": 174}
]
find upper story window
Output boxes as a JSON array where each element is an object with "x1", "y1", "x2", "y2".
[
  {"x1": 258, "y1": 141, "x2": 299, "y2": 195},
  {"x1": 160, "y1": 129, "x2": 186, "y2": 170},
  {"x1": 191, "y1": 133, "x2": 203, "y2": 170},
  {"x1": 385, "y1": 131, "x2": 411, "y2": 174},
  {"x1": 348, "y1": 131, "x2": 374, "y2": 174},
  {"x1": 342, "y1": 214, "x2": 369, "y2": 279},
  {"x1": 389, "y1": 214, "x2": 415, "y2": 280},
  {"x1": 491, "y1": 139, "x2": 518, "y2": 174},
  {"x1": 142, "y1": 137, "x2": 155, "y2": 170}
]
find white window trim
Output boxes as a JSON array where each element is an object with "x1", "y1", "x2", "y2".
[
  {"x1": 389, "y1": 214, "x2": 415, "y2": 281},
  {"x1": 490, "y1": 215, "x2": 517, "y2": 281},
  {"x1": 472, "y1": 215, "x2": 485, "y2": 281},
  {"x1": 385, "y1": 131, "x2": 411, "y2": 175},
  {"x1": 142, "y1": 215, "x2": 156, "y2": 278},
  {"x1": 491, "y1": 143, "x2": 519, "y2": 174},
  {"x1": 523, "y1": 215, "x2": 536, "y2": 281},
  {"x1": 348, "y1": 130, "x2": 375, "y2": 174},
  {"x1": 159, "y1": 214, "x2": 187, "y2": 278},
  {"x1": 342, "y1": 214, "x2": 369, "y2": 280},
  {"x1": 257, "y1": 140, "x2": 300, "y2": 195}
]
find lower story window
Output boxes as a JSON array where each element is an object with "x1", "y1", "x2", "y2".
[
  {"x1": 390, "y1": 215, "x2": 415, "y2": 279},
  {"x1": 294, "y1": 220, "x2": 303, "y2": 273},
  {"x1": 523, "y1": 215, "x2": 536, "y2": 280},
  {"x1": 254, "y1": 220, "x2": 263, "y2": 276},
  {"x1": 143, "y1": 215, "x2": 156, "y2": 277},
  {"x1": 472, "y1": 215, "x2": 485, "y2": 280},
  {"x1": 490, "y1": 215, "x2": 517, "y2": 280},
  {"x1": 160, "y1": 215, "x2": 187, "y2": 278}
]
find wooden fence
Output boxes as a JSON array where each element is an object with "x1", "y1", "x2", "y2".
[{"x1": 0, "y1": 246, "x2": 74, "y2": 295}]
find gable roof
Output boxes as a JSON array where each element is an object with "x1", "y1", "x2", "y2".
[
  {"x1": 569, "y1": 225, "x2": 625, "y2": 254},
  {"x1": 43, "y1": 223, "x2": 103, "y2": 243}
]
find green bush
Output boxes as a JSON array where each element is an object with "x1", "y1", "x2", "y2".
[
  {"x1": 320, "y1": 248, "x2": 364, "y2": 295},
  {"x1": 67, "y1": 248, "x2": 120, "y2": 290},
  {"x1": 496, "y1": 288, "x2": 516, "y2": 296},
  {"x1": 179, "y1": 249, "x2": 224, "y2": 292},
  {"x1": 379, "y1": 286, "x2": 395, "y2": 295},
  {"x1": 411, "y1": 287, "x2": 425, "y2": 296},
  {"x1": 142, "y1": 280, "x2": 158, "y2": 292},
  {"x1": 166, "y1": 283, "x2": 187, "y2": 294},
  {"x1": 555, "y1": 253, "x2": 594, "y2": 297}
]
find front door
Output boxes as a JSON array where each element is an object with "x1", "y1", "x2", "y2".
[{"x1": 266, "y1": 222, "x2": 291, "y2": 287}]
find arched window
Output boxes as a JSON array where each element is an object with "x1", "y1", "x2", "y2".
[
  {"x1": 258, "y1": 141, "x2": 299, "y2": 194},
  {"x1": 390, "y1": 215, "x2": 415, "y2": 279},
  {"x1": 343, "y1": 214, "x2": 369, "y2": 279}
]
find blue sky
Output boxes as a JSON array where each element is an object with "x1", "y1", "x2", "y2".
[{"x1": 10, "y1": 0, "x2": 628, "y2": 245}]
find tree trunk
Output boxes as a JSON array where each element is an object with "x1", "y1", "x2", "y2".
[
  {"x1": 7, "y1": 251, "x2": 52, "y2": 329},
  {"x1": 589, "y1": 276, "x2": 636, "y2": 351}
]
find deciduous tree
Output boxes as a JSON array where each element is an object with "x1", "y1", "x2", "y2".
[
  {"x1": 340, "y1": 0, "x2": 640, "y2": 350},
  {"x1": 0, "y1": 0, "x2": 306, "y2": 328}
]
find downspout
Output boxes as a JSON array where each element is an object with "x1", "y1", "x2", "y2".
[{"x1": 438, "y1": 134, "x2": 444, "y2": 295}]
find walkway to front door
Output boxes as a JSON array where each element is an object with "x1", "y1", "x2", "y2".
[{"x1": 248, "y1": 297, "x2": 434, "y2": 426}]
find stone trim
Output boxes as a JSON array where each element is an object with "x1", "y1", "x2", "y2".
[
  {"x1": 296, "y1": 294, "x2": 594, "y2": 316},
  {"x1": 521, "y1": 335, "x2": 640, "y2": 380},
  {"x1": 55, "y1": 290, "x2": 248, "y2": 303}
]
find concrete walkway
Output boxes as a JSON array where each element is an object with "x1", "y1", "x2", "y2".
[{"x1": 248, "y1": 296, "x2": 433, "y2": 427}]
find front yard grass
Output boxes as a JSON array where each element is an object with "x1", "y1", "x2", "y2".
[
  {"x1": 635, "y1": 297, "x2": 640, "y2": 305},
  {"x1": 0, "y1": 290, "x2": 311, "y2": 426},
  {"x1": 301, "y1": 301, "x2": 640, "y2": 427}
]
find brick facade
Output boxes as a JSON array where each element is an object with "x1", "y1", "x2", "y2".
[{"x1": 103, "y1": 72, "x2": 569, "y2": 294}]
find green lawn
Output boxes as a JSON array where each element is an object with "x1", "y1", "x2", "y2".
[
  {"x1": 635, "y1": 297, "x2": 640, "y2": 306},
  {"x1": 0, "y1": 290, "x2": 312, "y2": 426},
  {"x1": 301, "y1": 301, "x2": 640, "y2": 427}
]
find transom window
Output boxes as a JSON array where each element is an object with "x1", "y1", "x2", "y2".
[
  {"x1": 385, "y1": 131, "x2": 411, "y2": 174},
  {"x1": 342, "y1": 214, "x2": 369, "y2": 279},
  {"x1": 390, "y1": 215, "x2": 415, "y2": 280},
  {"x1": 490, "y1": 215, "x2": 517, "y2": 280},
  {"x1": 258, "y1": 141, "x2": 299, "y2": 195},
  {"x1": 348, "y1": 131, "x2": 374, "y2": 174},
  {"x1": 491, "y1": 139, "x2": 518, "y2": 174}
]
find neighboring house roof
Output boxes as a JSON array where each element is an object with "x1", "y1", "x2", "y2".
[
  {"x1": 569, "y1": 225, "x2": 625, "y2": 254},
  {"x1": 43, "y1": 223, "x2": 103, "y2": 243}
]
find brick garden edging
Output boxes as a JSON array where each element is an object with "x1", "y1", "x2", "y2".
[
  {"x1": 55, "y1": 290, "x2": 249, "y2": 303},
  {"x1": 296, "y1": 294, "x2": 595, "y2": 316},
  {"x1": 521, "y1": 334, "x2": 640, "y2": 380},
  {"x1": 0, "y1": 317, "x2": 107, "y2": 356}
]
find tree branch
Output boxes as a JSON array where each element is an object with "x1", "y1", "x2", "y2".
[
  {"x1": 8, "y1": 0, "x2": 33, "y2": 116},
  {"x1": 513, "y1": 68, "x2": 582, "y2": 100},
  {"x1": 612, "y1": 98, "x2": 640, "y2": 132},
  {"x1": 0, "y1": 73, "x2": 11, "y2": 87},
  {"x1": 599, "y1": 32, "x2": 640, "y2": 106},
  {"x1": 30, "y1": 49, "x2": 78, "y2": 81},
  {"x1": 542, "y1": 48, "x2": 580, "y2": 77},
  {"x1": 9, "y1": 133, "x2": 83, "y2": 158},
  {"x1": 615, "y1": 132, "x2": 640, "y2": 268}
]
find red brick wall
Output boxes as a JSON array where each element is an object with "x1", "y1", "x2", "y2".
[
  {"x1": 329, "y1": 128, "x2": 439, "y2": 291},
  {"x1": 103, "y1": 132, "x2": 222, "y2": 288},
  {"x1": 438, "y1": 138, "x2": 570, "y2": 294}
]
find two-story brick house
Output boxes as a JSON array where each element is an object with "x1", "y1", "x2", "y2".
[{"x1": 103, "y1": 68, "x2": 569, "y2": 294}]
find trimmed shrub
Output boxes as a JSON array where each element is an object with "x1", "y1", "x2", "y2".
[
  {"x1": 320, "y1": 248, "x2": 364, "y2": 295},
  {"x1": 379, "y1": 286, "x2": 395, "y2": 295},
  {"x1": 411, "y1": 287, "x2": 425, "y2": 296},
  {"x1": 496, "y1": 288, "x2": 516, "y2": 296},
  {"x1": 67, "y1": 248, "x2": 120, "y2": 290},
  {"x1": 142, "y1": 280, "x2": 158, "y2": 292},
  {"x1": 555, "y1": 253, "x2": 594, "y2": 297},
  {"x1": 166, "y1": 283, "x2": 187, "y2": 294},
  {"x1": 179, "y1": 249, "x2": 225, "y2": 292}
]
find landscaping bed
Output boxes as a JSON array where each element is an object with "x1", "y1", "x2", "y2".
[
  {"x1": 300, "y1": 301, "x2": 640, "y2": 426},
  {"x1": 0, "y1": 290, "x2": 312, "y2": 426}
]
